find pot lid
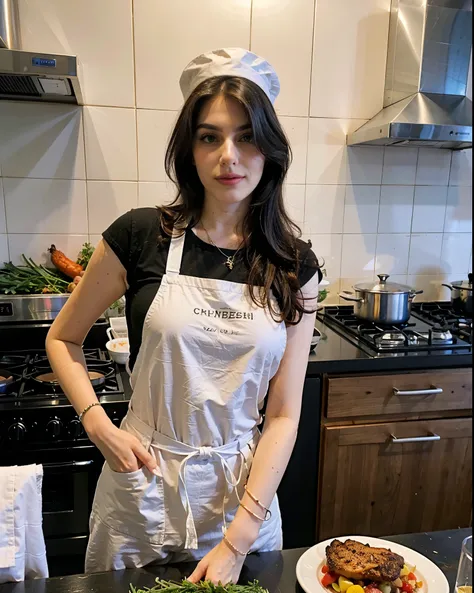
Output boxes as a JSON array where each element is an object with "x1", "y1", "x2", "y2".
[
  {"x1": 451, "y1": 273, "x2": 473, "y2": 291},
  {"x1": 354, "y1": 274, "x2": 415, "y2": 294}
]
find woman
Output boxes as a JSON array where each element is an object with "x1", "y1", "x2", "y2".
[{"x1": 46, "y1": 48, "x2": 321, "y2": 584}]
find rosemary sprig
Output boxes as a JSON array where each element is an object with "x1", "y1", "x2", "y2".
[{"x1": 129, "y1": 579, "x2": 269, "y2": 593}]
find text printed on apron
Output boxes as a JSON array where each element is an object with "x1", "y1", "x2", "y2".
[{"x1": 85, "y1": 229, "x2": 287, "y2": 572}]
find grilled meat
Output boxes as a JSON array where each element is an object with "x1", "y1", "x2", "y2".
[{"x1": 326, "y1": 539, "x2": 404, "y2": 583}]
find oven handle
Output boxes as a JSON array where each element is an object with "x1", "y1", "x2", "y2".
[{"x1": 42, "y1": 460, "x2": 95, "y2": 470}]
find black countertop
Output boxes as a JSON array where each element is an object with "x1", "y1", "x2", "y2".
[
  {"x1": 307, "y1": 319, "x2": 472, "y2": 375},
  {"x1": 0, "y1": 529, "x2": 469, "y2": 592}
]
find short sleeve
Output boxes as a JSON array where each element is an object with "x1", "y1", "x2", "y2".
[
  {"x1": 102, "y1": 210, "x2": 134, "y2": 273},
  {"x1": 297, "y1": 239, "x2": 323, "y2": 288}
]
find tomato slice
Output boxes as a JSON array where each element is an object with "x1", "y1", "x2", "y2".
[
  {"x1": 402, "y1": 582, "x2": 414, "y2": 593},
  {"x1": 322, "y1": 572, "x2": 338, "y2": 587},
  {"x1": 322, "y1": 565, "x2": 330, "y2": 574},
  {"x1": 408, "y1": 573, "x2": 417, "y2": 582}
]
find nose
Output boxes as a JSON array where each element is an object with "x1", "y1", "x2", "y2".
[{"x1": 219, "y1": 138, "x2": 238, "y2": 167}]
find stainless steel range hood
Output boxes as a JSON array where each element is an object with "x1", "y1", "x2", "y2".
[
  {"x1": 347, "y1": 0, "x2": 472, "y2": 150},
  {"x1": 0, "y1": 0, "x2": 82, "y2": 104}
]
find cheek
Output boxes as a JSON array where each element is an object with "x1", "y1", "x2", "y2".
[{"x1": 246, "y1": 152, "x2": 265, "y2": 179}]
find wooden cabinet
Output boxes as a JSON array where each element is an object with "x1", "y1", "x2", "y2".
[{"x1": 318, "y1": 368, "x2": 472, "y2": 540}]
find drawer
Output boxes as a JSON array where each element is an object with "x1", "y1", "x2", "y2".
[{"x1": 326, "y1": 369, "x2": 472, "y2": 419}]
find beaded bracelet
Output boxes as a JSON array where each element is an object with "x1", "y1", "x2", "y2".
[
  {"x1": 223, "y1": 532, "x2": 247, "y2": 557},
  {"x1": 78, "y1": 402, "x2": 102, "y2": 423}
]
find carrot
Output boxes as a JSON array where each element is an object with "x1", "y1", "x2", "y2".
[{"x1": 48, "y1": 245, "x2": 83, "y2": 279}]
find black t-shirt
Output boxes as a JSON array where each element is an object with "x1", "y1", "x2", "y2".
[{"x1": 103, "y1": 208, "x2": 320, "y2": 370}]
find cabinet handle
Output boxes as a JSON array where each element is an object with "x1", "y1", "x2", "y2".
[
  {"x1": 390, "y1": 433, "x2": 441, "y2": 444},
  {"x1": 393, "y1": 386, "x2": 443, "y2": 396}
]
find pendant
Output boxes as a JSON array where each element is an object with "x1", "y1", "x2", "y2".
[{"x1": 225, "y1": 257, "x2": 234, "y2": 270}]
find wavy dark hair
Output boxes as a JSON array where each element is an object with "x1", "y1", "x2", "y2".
[{"x1": 162, "y1": 75, "x2": 319, "y2": 325}]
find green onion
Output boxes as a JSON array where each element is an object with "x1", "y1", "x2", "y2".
[{"x1": 129, "y1": 579, "x2": 269, "y2": 593}]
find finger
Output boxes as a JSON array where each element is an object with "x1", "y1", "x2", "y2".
[
  {"x1": 79, "y1": 271, "x2": 85, "y2": 277},
  {"x1": 132, "y1": 443, "x2": 159, "y2": 475},
  {"x1": 73, "y1": 276, "x2": 81, "y2": 284},
  {"x1": 187, "y1": 559, "x2": 208, "y2": 583}
]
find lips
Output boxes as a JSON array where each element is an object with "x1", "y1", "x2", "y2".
[{"x1": 215, "y1": 174, "x2": 244, "y2": 186}]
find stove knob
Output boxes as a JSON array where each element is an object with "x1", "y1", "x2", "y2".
[
  {"x1": 67, "y1": 419, "x2": 84, "y2": 439},
  {"x1": 8, "y1": 422, "x2": 27, "y2": 442},
  {"x1": 46, "y1": 418, "x2": 63, "y2": 439}
]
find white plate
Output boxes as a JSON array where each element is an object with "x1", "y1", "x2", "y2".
[{"x1": 296, "y1": 535, "x2": 449, "y2": 593}]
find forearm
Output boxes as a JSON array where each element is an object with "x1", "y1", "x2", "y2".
[
  {"x1": 226, "y1": 414, "x2": 298, "y2": 550},
  {"x1": 45, "y1": 336, "x2": 111, "y2": 437}
]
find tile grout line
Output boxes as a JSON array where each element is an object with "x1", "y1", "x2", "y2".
[
  {"x1": 307, "y1": 0, "x2": 318, "y2": 118},
  {"x1": 406, "y1": 148, "x2": 421, "y2": 276},
  {"x1": 249, "y1": 0, "x2": 254, "y2": 51},
  {"x1": 131, "y1": 0, "x2": 140, "y2": 194},
  {"x1": 0, "y1": 178, "x2": 10, "y2": 262}
]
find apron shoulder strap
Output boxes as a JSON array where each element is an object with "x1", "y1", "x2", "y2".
[{"x1": 165, "y1": 228, "x2": 186, "y2": 275}]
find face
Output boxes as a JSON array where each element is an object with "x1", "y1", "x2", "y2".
[{"x1": 192, "y1": 95, "x2": 265, "y2": 206}]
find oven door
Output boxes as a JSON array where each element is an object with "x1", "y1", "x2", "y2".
[
  {"x1": 41, "y1": 447, "x2": 102, "y2": 538},
  {"x1": 0, "y1": 445, "x2": 103, "y2": 541}
]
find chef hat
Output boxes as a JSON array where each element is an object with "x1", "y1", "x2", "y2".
[{"x1": 179, "y1": 48, "x2": 280, "y2": 104}]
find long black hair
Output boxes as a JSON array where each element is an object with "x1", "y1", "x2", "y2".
[{"x1": 162, "y1": 75, "x2": 319, "y2": 324}]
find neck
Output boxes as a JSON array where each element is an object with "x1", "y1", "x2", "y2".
[{"x1": 199, "y1": 194, "x2": 250, "y2": 237}]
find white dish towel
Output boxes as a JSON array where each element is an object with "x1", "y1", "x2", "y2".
[{"x1": 0, "y1": 464, "x2": 49, "y2": 583}]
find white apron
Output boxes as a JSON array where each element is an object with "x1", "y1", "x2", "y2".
[{"x1": 85, "y1": 230, "x2": 287, "y2": 572}]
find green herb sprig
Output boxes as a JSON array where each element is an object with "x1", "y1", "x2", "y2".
[{"x1": 129, "y1": 579, "x2": 269, "y2": 593}]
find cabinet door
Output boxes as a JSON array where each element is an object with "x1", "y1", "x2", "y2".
[{"x1": 318, "y1": 418, "x2": 472, "y2": 540}]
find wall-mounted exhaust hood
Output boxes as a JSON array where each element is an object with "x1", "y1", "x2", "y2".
[
  {"x1": 0, "y1": 0, "x2": 82, "y2": 104},
  {"x1": 347, "y1": 0, "x2": 472, "y2": 150}
]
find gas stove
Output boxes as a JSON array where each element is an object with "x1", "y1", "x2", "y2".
[
  {"x1": 318, "y1": 303, "x2": 472, "y2": 358},
  {"x1": 0, "y1": 306, "x2": 131, "y2": 570}
]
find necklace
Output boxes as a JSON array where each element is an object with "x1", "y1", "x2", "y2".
[{"x1": 201, "y1": 225, "x2": 245, "y2": 270}]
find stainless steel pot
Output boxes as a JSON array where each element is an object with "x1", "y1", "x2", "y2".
[
  {"x1": 442, "y1": 273, "x2": 472, "y2": 317},
  {"x1": 339, "y1": 274, "x2": 423, "y2": 325}
]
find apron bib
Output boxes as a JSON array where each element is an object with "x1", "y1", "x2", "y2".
[{"x1": 85, "y1": 229, "x2": 287, "y2": 572}]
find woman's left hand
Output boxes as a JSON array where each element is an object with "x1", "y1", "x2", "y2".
[{"x1": 187, "y1": 539, "x2": 246, "y2": 585}]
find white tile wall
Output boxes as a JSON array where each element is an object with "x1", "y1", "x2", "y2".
[
  {"x1": 3, "y1": 179, "x2": 87, "y2": 234},
  {"x1": 343, "y1": 185, "x2": 380, "y2": 234},
  {"x1": 375, "y1": 234, "x2": 410, "y2": 275},
  {"x1": 137, "y1": 111, "x2": 178, "y2": 182},
  {"x1": 341, "y1": 234, "x2": 377, "y2": 278},
  {"x1": 83, "y1": 107, "x2": 137, "y2": 181},
  {"x1": 310, "y1": 0, "x2": 390, "y2": 119},
  {"x1": 0, "y1": 0, "x2": 471, "y2": 292},
  {"x1": 0, "y1": 179, "x2": 6, "y2": 235},
  {"x1": 134, "y1": 0, "x2": 251, "y2": 110},
  {"x1": 0, "y1": 234, "x2": 9, "y2": 265},
  {"x1": 251, "y1": 0, "x2": 314, "y2": 117},
  {"x1": 378, "y1": 186, "x2": 414, "y2": 233},
  {"x1": 411, "y1": 186, "x2": 448, "y2": 233},
  {"x1": 305, "y1": 186, "x2": 345, "y2": 234},
  {"x1": 382, "y1": 148, "x2": 418, "y2": 185},
  {"x1": 87, "y1": 181, "x2": 138, "y2": 235},
  {"x1": 0, "y1": 103, "x2": 85, "y2": 179},
  {"x1": 444, "y1": 186, "x2": 472, "y2": 233},
  {"x1": 18, "y1": 0, "x2": 135, "y2": 108},
  {"x1": 283, "y1": 185, "x2": 306, "y2": 225}
]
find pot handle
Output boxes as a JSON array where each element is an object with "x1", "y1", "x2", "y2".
[
  {"x1": 106, "y1": 327, "x2": 114, "y2": 341},
  {"x1": 441, "y1": 283, "x2": 453, "y2": 291},
  {"x1": 338, "y1": 291, "x2": 363, "y2": 303},
  {"x1": 409, "y1": 289, "x2": 423, "y2": 301}
]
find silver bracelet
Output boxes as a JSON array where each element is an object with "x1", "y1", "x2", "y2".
[{"x1": 78, "y1": 402, "x2": 102, "y2": 423}]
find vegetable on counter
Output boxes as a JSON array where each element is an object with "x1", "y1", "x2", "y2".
[
  {"x1": 76, "y1": 242, "x2": 95, "y2": 269},
  {"x1": 129, "y1": 579, "x2": 269, "y2": 593},
  {"x1": 0, "y1": 256, "x2": 71, "y2": 295},
  {"x1": 49, "y1": 244, "x2": 83, "y2": 279}
]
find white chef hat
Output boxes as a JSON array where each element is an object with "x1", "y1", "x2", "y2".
[{"x1": 179, "y1": 48, "x2": 280, "y2": 104}]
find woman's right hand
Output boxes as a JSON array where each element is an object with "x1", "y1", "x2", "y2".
[{"x1": 84, "y1": 408, "x2": 158, "y2": 474}]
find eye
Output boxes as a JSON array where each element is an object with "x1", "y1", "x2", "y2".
[
  {"x1": 199, "y1": 134, "x2": 218, "y2": 144},
  {"x1": 239, "y1": 133, "x2": 254, "y2": 143}
]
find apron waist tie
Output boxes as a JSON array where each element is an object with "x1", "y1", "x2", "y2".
[{"x1": 125, "y1": 407, "x2": 257, "y2": 550}]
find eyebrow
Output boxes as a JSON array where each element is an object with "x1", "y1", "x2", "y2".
[{"x1": 196, "y1": 123, "x2": 252, "y2": 132}]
